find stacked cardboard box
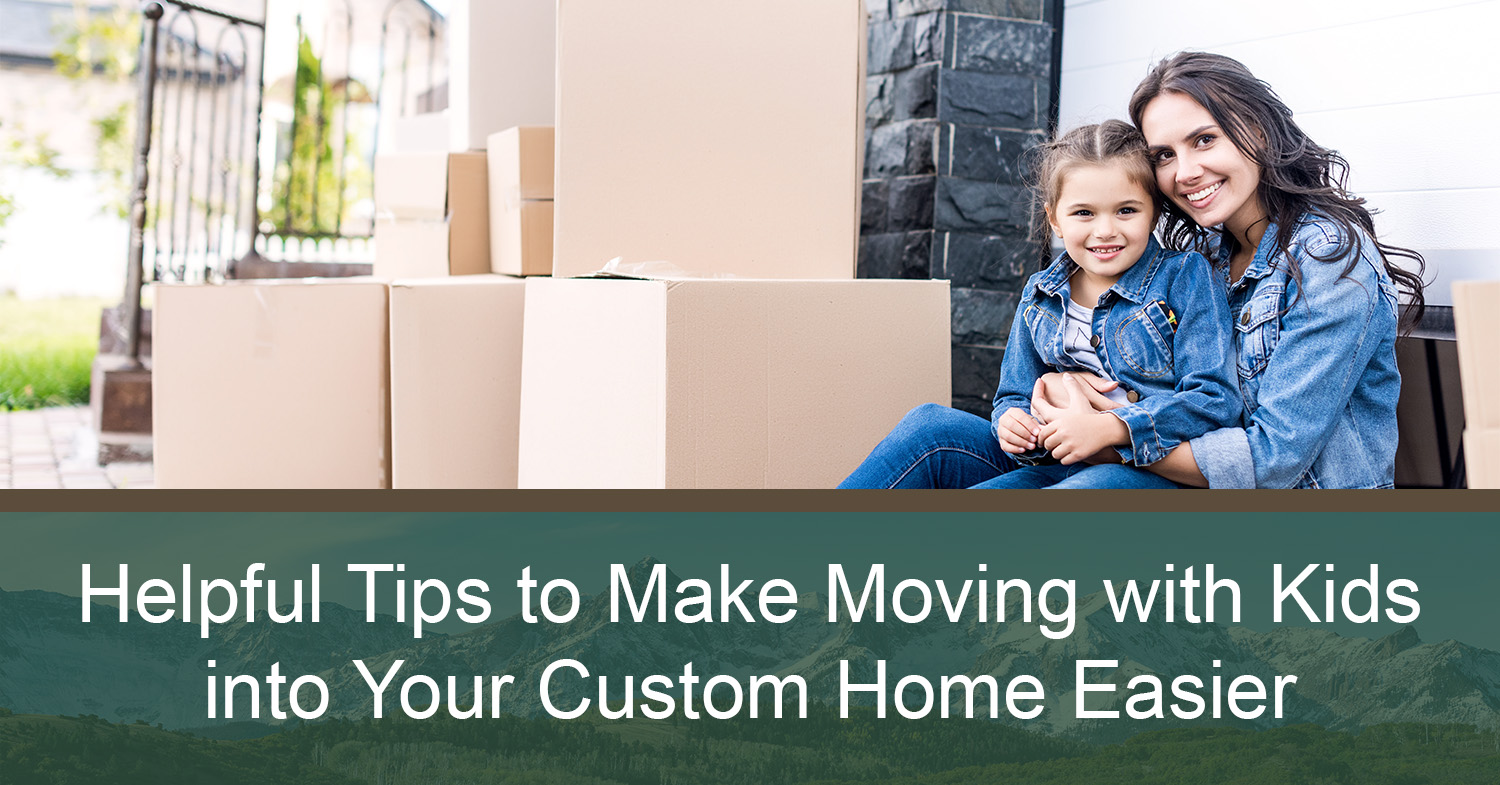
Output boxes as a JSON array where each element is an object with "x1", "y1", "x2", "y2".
[
  {"x1": 487, "y1": 127, "x2": 554, "y2": 276},
  {"x1": 511, "y1": 0, "x2": 949, "y2": 488},
  {"x1": 389, "y1": 276, "x2": 527, "y2": 488},
  {"x1": 553, "y1": 0, "x2": 866, "y2": 279},
  {"x1": 1453, "y1": 280, "x2": 1500, "y2": 488},
  {"x1": 373, "y1": 151, "x2": 489, "y2": 278},
  {"x1": 152, "y1": 280, "x2": 390, "y2": 489},
  {"x1": 519, "y1": 278, "x2": 950, "y2": 488}
]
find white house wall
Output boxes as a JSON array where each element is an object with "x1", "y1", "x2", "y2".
[{"x1": 1057, "y1": 0, "x2": 1500, "y2": 305}]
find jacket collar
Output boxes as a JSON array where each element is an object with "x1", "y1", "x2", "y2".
[
  {"x1": 1032, "y1": 234, "x2": 1166, "y2": 304},
  {"x1": 1214, "y1": 220, "x2": 1285, "y2": 283}
]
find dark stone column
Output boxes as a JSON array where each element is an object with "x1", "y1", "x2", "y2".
[{"x1": 860, "y1": 0, "x2": 1057, "y2": 418}]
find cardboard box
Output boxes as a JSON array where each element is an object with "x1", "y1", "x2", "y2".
[
  {"x1": 152, "y1": 280, "x2": 389, "y2": 488},
  {"x1": 374, "y1": 152, "x2": 489, "y2": 278},
  {"x1": 1453, "y1": 280, "x2": 1500, "y2": 430},
  {"x1": 487, "y1": 127, "x2": 555, "y2": 276},
  {"x1": 517, "y1": 278, "x2": 950, "y2": 488},
  {"x1": 1464, "y1": 429, "x2": 1500, "y2": 489},
  {"x1": 389, "y1": 275, "x2": 526, "y2": 488},
  {"x1": 553, "y1": 0, "x2": 866, "y2": 279},
  {"x1": 448, "y1": 0, "x2": 555, "y2": 151}
]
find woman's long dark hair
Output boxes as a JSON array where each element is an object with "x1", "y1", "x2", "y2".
[{"x1": 1127, "y1": 51, "x2": 1425, "y2": 327}]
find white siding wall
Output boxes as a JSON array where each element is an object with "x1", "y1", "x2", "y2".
[{"x1": 1057, "y1": 0, "x2": 1500, "y2": 304}]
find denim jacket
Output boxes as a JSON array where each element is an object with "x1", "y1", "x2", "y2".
[
  {"x1": 991, "y1": 236, "x2": 1241, "y2": 466},
  {"x1": 1189, "y1": 216, "x2": 1402, "y2": 488}
]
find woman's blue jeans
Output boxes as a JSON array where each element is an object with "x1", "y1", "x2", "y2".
[{"x1": 837, "y1": 403, "x2": 1183, "y2": 489}]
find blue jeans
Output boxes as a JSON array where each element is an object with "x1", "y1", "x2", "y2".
[{"x1": 839, "y1": 404, "x2": 1185, "y2": 490}]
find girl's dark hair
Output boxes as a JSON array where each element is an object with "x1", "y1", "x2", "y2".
[
  {"x1": 1127, "y1": 51, "x2": 1425, "y2": 327},
  {"x1": 1027, "y1": 119, "x2": 1157, "y2": 257}
]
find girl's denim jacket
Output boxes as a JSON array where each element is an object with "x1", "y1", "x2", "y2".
[
  {"x1": 1188, "y1": 217, "x2": 1402, "y2": 488},
  {"x1": 990, "y1": 236, "x2": 1241, "y2": 466}
]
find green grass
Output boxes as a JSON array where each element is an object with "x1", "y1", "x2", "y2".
[{"x1": 0, "y1": 296, "x2": 109, "y2": 410}]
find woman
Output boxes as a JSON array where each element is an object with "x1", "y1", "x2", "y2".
[{"x1": 841, "y1": 51, "x2": 1424, "y2": 489}]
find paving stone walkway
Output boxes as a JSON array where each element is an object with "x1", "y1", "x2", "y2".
[{"x1": 0, "y1": 406, "x2": 154, "y2": 489}]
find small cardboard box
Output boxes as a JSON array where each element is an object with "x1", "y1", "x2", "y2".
[
  {"x1": 152, "y1": 280, "x2": 389, "y2": 489},
  {"x1": 1464, "y1": 429, "x2": 1500, "y2": 489},
  {"x1": 553, "y1": 0, "x2": 866, "y2": 279},
  {"x1": 448, "y1": 0, "x2": 555, "y2": 151},
  {"x1": 517, "y1": 277, "x2": 951, "y2": 488},
  {"x1": 374, "y1": 151, "x2": 489, "y2": 278},
  {"x1": 1453, "y1": 280, "x2": 1500, "y2": 430},
  {"x1": 389, "y1": 275, "x2": 526, "y2": 489},
  {"x1": 487, "y1": 126, "x2": 555, "y2": 276}
]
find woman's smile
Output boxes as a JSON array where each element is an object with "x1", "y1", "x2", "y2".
[{"x1": 1184, "y1": 180, "x2": 1222, "y2": 205}]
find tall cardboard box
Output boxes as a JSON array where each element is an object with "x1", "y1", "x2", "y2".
[
  {"x1": 487, "y1": 127, "x2": 554, "y2": 276},
  {"x1": 374, "y1": 151, "x2": 489, "y2": 278},
  {"x1": 518, "y1": 278, "x2": 950, "y2": 488},
  {"x1": 554, "y1": 0, "x2": 866, "y2": 279},
  {"x1": 448, "y1": 0, "x2": 555, "y2": 151},
  {"x1": 152, "y1": 280, "x2": 389, "y2": 488},
  {"x1": 1465, "y1": 429, "x2": 1500, "y2": 488},
  {"x1": 389, "y1": 276, "x2": 526, "y2": 488},
  {"x1": 1452, "y1": 280, "x2": 1500, "y2": 430}
]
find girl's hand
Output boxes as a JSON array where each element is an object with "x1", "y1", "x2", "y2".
[
  {"x1": 996, "y1": 407, "x2": 1042, "y2": 454},
  {"x1": 1033, "y1": 372, "x2": 1122, "y2": 413},
  {"x1": 1033, "y1": 374, "x2": 1130, "y2": 465}
]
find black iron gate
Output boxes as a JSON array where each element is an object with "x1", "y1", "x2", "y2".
[{"x1": 117, "y1": 0, "x2": 444, "y2": 365}]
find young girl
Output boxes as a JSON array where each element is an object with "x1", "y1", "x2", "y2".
[
  {"x1": 839, "y1": 120, "x2": 1241, "y2": 489},
  {"x1": 1037, "y1": 52, "x2": 1424, "y2": 489}
]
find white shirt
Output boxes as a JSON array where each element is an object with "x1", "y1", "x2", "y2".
[{"x1": 1062, "y1": 300, "x2": 1131, "y2": 406}]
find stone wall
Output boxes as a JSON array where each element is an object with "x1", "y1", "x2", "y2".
[{"x1": 860, "y1": 0, "x2": 1058, "y2": 417}]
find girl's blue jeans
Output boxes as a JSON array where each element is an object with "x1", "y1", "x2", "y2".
[{"x1": 837, "y1": 403, "x2": 1183, "y2": 490}]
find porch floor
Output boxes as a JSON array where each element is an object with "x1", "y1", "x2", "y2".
[{"x1": 0, "y1": 406, "x2": 154, "y2": 489}]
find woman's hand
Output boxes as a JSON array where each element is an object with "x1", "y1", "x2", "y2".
[
  {"x1": 1032, "y1": 374, "x2": 1130, "y2": 465},
  {"x1": 1032, "y1": 372, "x2": 1122, "y2": 414}
]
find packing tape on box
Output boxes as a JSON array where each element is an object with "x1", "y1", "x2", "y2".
[
  {"x1": 253, "y1": 287, "x2": 275, "y2": 360},
  {"x1": 375, "y1": 206, "x2": 448, "y2": 223},
  {"x1": 585, "y1": 257, "x2": 742, "y2": 280}
]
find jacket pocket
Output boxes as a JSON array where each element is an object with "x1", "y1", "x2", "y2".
[
  {"x1": 1023, "y1": 302, "x2": 1060, "y2": 362},
  {"x1": 1113, "y1": 300, "x2": 1174, "y2": 378},
  {"x1": 1235, "y1": 285, "x2": 1283, "y2": 379}
]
